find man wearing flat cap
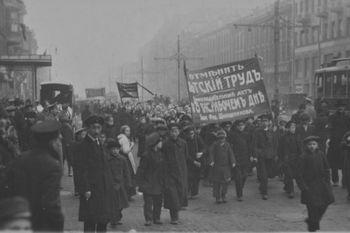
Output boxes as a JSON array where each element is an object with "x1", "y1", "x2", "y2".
[
  {"x1": 77, "y1": 115, "x2": 114, "y2": 232},
  {"x1": 162, "y1": 123, "x2": 189, "y2": 224},
  {"x1": 295, "y1": 136, "x2": 334, "y2": 232},
  {"x1": 11, "y1": 120, "x2": 64, "y2": 232}
]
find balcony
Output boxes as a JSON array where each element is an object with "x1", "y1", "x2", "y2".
[
  {"x1": 330, "y1": 2, "x2": 343, "y2": 14},
  {"x1": 6, "y1": 32, "x2": 22, "y2": 46}
]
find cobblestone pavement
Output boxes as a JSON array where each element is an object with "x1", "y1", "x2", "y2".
[{"x1": 61, "y1": 168, "x2": 350, "y2": 232}]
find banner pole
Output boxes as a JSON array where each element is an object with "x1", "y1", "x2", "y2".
[
  {"x1": 137, "y1": 82, "x2": 154, "y2": 96},
  {"x1": 183, "y1": 61, "x2": 199, "y2": 153}
]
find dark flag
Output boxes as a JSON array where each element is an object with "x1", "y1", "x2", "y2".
[
  {"x1": 85, "y1": 88, "x2": 105, "y2": 98},
  {"x1": 117, "y1": 82, "x2": 139, "y2": 99}
]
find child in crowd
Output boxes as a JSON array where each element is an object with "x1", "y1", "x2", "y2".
[
  {"x1": 106, "y1": 139, "x2": 131, "y2": 227},
  {"x1": 295, "y1": 136, "x2": 334, "y2": 232}
]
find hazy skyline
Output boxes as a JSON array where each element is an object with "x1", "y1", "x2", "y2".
[{"x1": 23, "y1": 0, "x2": 274, "y2": 96}]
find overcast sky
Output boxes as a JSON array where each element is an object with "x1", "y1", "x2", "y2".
[{"x1": 23, "y1": 0, "x2": 274, "y2": 96}]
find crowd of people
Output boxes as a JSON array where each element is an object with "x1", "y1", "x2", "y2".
[{"x1": 0, "y1": 96, "x2": 349, "y2": 232}]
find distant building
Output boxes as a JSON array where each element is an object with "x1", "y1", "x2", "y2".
[
  {"x1": 0, "y1": 0, "x2": 42, "y2": 100},
  {"x1": 294, "y1": 0, "x2": 350, "y2": 96}
]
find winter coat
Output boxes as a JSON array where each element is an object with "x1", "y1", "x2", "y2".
[
  {"x1": 252, "y1": 128, "x2": 278, "y2": 160},
  {"x1": 162, "y1": 137, "x2": 189, "y2": 210},
  {"x1": 108, "y1": 153, "x2": 131, "y2": 215},
  {"x1": 295, "y1": 149, "x2": 334, "y2": 207},
  {"x1": 11, "y1": 147, "x2": 64, "y2": 231},
  {"x1": 102, "y1": 124, "x2": 118, "y2": 140},
  {"x1": 208, "y1": 141, "x2": 235, "y2": 183},
  {"x1": 327, "y1": 112, "x2": 350, "y2": 169},
  {"x1": 136, "y1": 149, "x2": 164, "y2": 195},
  {"x1": 229, "y1": 130, "x2": 251, "y2": 167},
  {"x1": 77, "y1": 136, "x2": 114, "y2": 223},
  {"x1": 185, "y1": 135, "x2": 205, "y2": 180}
]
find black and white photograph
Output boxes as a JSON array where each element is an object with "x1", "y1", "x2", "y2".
[{"x1": 0, "y1": 0, "x2": 350, "y2": 232}]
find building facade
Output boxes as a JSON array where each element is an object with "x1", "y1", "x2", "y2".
[
  {"x1": 0, "y1": 0, "x2": 39, "y2": 99},
  {"x1": 294, "y1": 0, "x2": 350, "y2": 95}
]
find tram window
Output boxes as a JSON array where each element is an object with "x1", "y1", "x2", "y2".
[
  {"x1": 316, "y1": 75, "x2": 324, "y2": 97},
  {"x1": 333, "y1": 73, "x2": 347, "y2": 97},
  {"x1": 324, "y1": 75, "x2": 332, "y2": 97}
]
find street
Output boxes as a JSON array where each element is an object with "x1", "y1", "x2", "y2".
[{"x1": 60, "y1": 167, "x2": 350, "y2": 232}]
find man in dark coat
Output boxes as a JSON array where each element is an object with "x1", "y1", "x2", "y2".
[
  {"x1": 295, "y1": 136, "x2": 334, "y2": 232},
  {"x1": 209, "y1": 129, "x2": 236, "y2": 204},
  {"x1": 77, "y1": 115, "x2": 114, "y2": 232},
  {"x1": 278, "y1": 121, "x2": 302, "y2": 198},
  {"x1": 136, "y1": 132, "x2": 165, "y2": 226},
  {"x1": 229, "y1": 120, "x2": 252, "y2": 201},
  {"x1": 11, "y1": 120, "x2": 64, "y2": 232},
  {"x1": 252, "y1": 115, "x2": 278, "y2": 200},
  {"x1": 183, "y1": 125, "x2": 204, "y2": 199},
  {"x1": 327, "y1": 101, "x2": 350, "y2": 186},
  {"x1": 60, "y1": 115, "x2": 74, "y2": 176},
  {"x1": 296, "y1": 113, "x2": 315, "y2": 142},
  {"x1": 341, "y1": 131, "x2": 350, "y2": 200},
  {"x1": 162, "y1": 123, "x2": 189, "y2": 225},
  {"x1": 81, "y1": 105, "x2": 91, "y2": 124}
]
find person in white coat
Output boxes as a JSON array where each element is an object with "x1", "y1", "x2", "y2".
[{"x1": 118, "y1": 125, "x2": 137, "y2": 201}]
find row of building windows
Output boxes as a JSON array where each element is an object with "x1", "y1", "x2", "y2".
[
  {"x1": 296, "y1": 16, "x2": 350, "y2": 47},
  {"x1": 299, "y1": 0, "x2": 327, "y2": 14}
]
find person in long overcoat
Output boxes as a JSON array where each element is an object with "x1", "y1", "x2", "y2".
[
  {"x1": 341, "y1": 131, "x2": 350, "y2": 200},
  {"x1": 60, "y1": 116, "x2": 74, "y2": 176},
  {"x1": 327, "y1": 102, "x2": 350, "y2": 186},
  {"x1": 105, "y1": 139, "x2": 131, "y2": 227},
  {"x1": 278, "y1": 121, "x2": 302, "y2": 198},
  {"x1": 70, "y1": 128, "x2": 86, "y2": 196},
  {"x1": 252, "y1": 115, "x2": 278, "y2": 200},
  {"x1": 295, "y1": 136, "x2": 334, "y2": 232},
  {"x1": 209, "y1": 129, "x2": 236, "y2": 203},
  {"x1": 10, "y1": 120, "x2": 64, "y2": 232},
  {"x1": 136, "y1": 132, "x2": 165, "y2": 226},
  {"x1": 77, "y1": 115, "x2": 114, "y2": 233},
  {"x1": 183, "y1": 125, "x2": 204, "y2": 199},
  {"x1": 162, "y1": 123, "x2": 189, "y2": 225},
  {"x1": 229, "y1": 120, "x2": 251, "y2": 201}
]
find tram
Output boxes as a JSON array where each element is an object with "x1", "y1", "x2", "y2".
[{"x1": 314, "y1": 58, "x2": 350, "y2": 111}]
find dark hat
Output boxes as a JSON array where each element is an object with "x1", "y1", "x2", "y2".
[
  {"x1": 75, "y1": 128, "x2": 86, "y2": 135},
  {"x1": 234, "y1": 119, "x2": 245, "y2": 125},
  {"x1": 31, "y1": 120, "x2": 60, "y2": 134},
  {"x1": 259, "y1": 114, "x2": 271, "y2": 121},
  {"x1": 303, "y1": 136, "x2": 320, "y2": 145},
  {"x1": 106, "y1": 138, "x2": 121, "y2": 149},
  {"x1": 216, "y1": 129, "x2": 227, "y2": 138},
  {"x1": 335, "y1": 100, "x2": 346, "y2": 108},
  {"x1": 84, "y1": 115, "x2": 104, "y2": 127},
  {"x1": 220, "y1": 121, "x2": 232, "y2": 128},
  {"x1": 0, "y1": 197, "x2": 31, "y2": 224},
  {"x1": 24, "y1": 111, "x2": 37, "y2": 119},
  {"x1": 285, "y1": 120, "x2": 296, "y2": 128},
  {"x1": 179, "y1": 114, "x2": 192, "y2": 123},
  {"x1": 145, "y1": 132, "x2": 161, "y2": 147},
  {"x1": 5, "y1": 105, "x2": 16, "y2": 112},
  {"x1": 300, "y1": 113, "x2": 310, "y2": 122},
  {"x1": 168, "y1": 123, "x2": 180, "y2": 130},
  {"x1": 13, "y1": 98, "x2": 22, "y2": 107},
  {"x1": 182, "y1": 124, "x2": 194, "y2": 133},
  {"x1": 47, "y1": 103, "x2": 57, "y2": 110}
]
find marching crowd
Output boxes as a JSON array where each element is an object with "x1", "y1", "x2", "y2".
[{"x1": 0, "y1": 96, "x2": 349, "y2": 232}]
